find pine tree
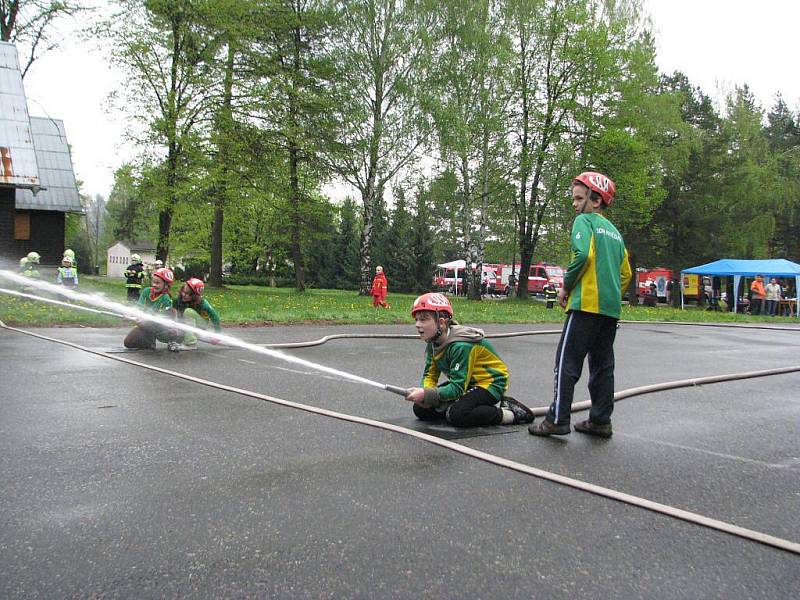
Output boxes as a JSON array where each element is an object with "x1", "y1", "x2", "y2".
[
  {"x1": 383, "y1": 189, "x2": 415, "y2": 292},
  {"x1": 334, "y1": 198, "x2": 362, "y2": 290},
  {"x1": 410, "y1": 190, "x2": 436, "y2": 293}
]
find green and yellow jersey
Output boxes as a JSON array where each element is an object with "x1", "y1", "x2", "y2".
[
  {"x1": 137, "y1": 287, "x2": 174, "y2": 315},
  {"x1": 420, "y1": 325, "x2": 509, "y2": 408},
  {"x1": 563, "y1": 213, "x2": 632, "y2": 319}
]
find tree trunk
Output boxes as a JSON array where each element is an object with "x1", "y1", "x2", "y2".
[
  {"x1": 289, "y1": 25, "x2": 305, "y2": 292},
  {"x1": 358, "y1": 60, "x2": 385, "y2": 296},
  {"x1": 209, "y1": 43, "x2": 235, "y2": 288},
  {"x1": 157, "y1": 146, "x2": 178, "y2": 263}
]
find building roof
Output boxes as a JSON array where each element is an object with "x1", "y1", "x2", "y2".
[
  {"x1": 0, "y1": 41, "x2": 40, "y2": 189},
  {"x1": 15, "y1": 117, "x2": 82, "y2": 213},
  {"x1": 109, "y1": 240, "x2": 157, "y2": 252}
]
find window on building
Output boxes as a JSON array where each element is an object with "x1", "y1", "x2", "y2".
[{"x1": 14, "y1": 213, "x2": 30, "y2": 240}]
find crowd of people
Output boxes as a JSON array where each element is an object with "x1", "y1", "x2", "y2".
[{"x1": 749, "y1": 275, "x2": 793, "y2": 316}]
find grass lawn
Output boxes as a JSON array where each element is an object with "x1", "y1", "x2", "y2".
[{"x1": 0, "y1": 275, "x2": 795, "y2": 327}]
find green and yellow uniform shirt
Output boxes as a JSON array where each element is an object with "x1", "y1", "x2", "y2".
[
  {"x1": 563, "y1": 213, "x2": 632, "y2": 320},
  {"x1": 173, "y1": 296, "x2": 222, "y2": 332},
  {"x1": 420, "y1": 325, "x2": 509, "y2": 408},
  {"x1": 137, "y1": 287, "x2": 174, "y2": 315}
]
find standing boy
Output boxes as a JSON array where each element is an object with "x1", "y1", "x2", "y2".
[
  {"x1": 405, "y1": 293, "x2": 534, "y2": 427},
  {"x1": 370, "y1": 265, "x2": 389, "y2": 308},
  {"x1": 529, "y1": 172, "x2": 631, "y2": 438}
]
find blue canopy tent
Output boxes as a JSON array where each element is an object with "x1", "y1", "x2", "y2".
[{"x1": 681, "y1": 259, "x2": 800, "y2": 316}]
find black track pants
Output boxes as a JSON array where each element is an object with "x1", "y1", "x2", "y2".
[
  {"x1": 413, "y1": 386, "x2": 502, "y2": 427},
  {"x1": 547, "y1": 310, "x2": 618, "y2": 426}
]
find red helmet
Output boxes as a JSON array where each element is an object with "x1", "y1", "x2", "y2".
[
  {"x1": 186, "y1": 277, "x2": 205, "y2": 295},
  {"x1": 573, "y1": 171, "x2": 616, "y2": 206},
  {"x1": 152, "y1": 267, "x2": 174, "y2": 285},
  {"x1": 411, "y1": 293, "x2": 453, "y2": 318}
]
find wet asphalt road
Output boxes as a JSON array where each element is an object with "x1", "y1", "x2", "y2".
[{"x1": 1, "y1": 321, "x2": 799, "y2": 599}]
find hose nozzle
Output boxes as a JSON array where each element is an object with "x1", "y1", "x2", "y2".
[{"x1": 384, "y1": 384, "x2": 409, "y2": 397}]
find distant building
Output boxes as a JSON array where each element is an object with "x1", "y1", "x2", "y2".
[
  {"x1": 0, "y1": 41, "x2": 82, "y2": 270},
  {"x1": 107, "y1": 241, "x2": 156, "y2": 278}
]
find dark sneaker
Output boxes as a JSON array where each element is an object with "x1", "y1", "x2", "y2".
[
  {"x1": 528, "y1": 419, "x2": 570, "y2": 436},
  {"x1": 574, "y1": 419, "x2": 612, "y2": 438},
  {"x1": 501, "y1": 396, "x2": 535, "y2": 425}
]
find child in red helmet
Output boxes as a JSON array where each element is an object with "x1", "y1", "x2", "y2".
[
  {"x1": 370, "y1": 266, "x2": 389, "y2": 308},
  {"x1": 174, "y1": 278, "x2": 222, "y2": 346},
  {"x1": 529, "y1": 171, "x2": 631, "y2": 438},
  {"x1": 404, "y1": 292, "x2": 534, "y2": 427},
  {"x1": 123, "y1": 267, "x2": 181, "y2": 350}
]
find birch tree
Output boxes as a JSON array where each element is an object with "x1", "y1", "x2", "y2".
[{"x1": 329, "y1": 0, "x2": 431, "y2": 294}]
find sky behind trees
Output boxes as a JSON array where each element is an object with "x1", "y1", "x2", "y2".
[{"x1": 18, "y1": 0, "x2": 800, "y2": 202}]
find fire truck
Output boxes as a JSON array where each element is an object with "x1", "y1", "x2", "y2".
[{"x1": 497, "y1": 263, "x2": 565, "y2": 296}]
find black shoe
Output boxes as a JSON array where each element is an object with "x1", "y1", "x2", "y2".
[
  {"x1": 528, "y1": 419, "x2": 570, "y2": 436},
  {"x1": 574, "y1": 419, "x2": 612, "y2": 438},
  {"x1": 501, "y1": 396, "x2": 535, "y2": 425}
]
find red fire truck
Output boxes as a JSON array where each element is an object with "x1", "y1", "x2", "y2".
[{"x1": 498, "y1": 263, "x2": 565, "y2": 296}]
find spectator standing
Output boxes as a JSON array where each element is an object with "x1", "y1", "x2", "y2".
[
  {"x1": 543, "y1": 281, "x2": 558, "y2": 309},
  {"x1": 370, "y1": 266, "x2": 389, "y2": 308},
  {"x1": 764, "y1": 277, "x2": 781, "y2": 316},
  {"x1": 56, "y1": 256, "x2": 79, "y2": 288},
  {"x1": 19, "y1": 252, "x2": 41, "y2": 292},
  {"x1": 750, "y1": 275, "x2": 766, "y2": 315},
  {"x1": 123, "y1": 254, "x2": 146, "y2": 302}
]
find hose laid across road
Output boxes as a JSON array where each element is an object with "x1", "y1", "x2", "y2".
[{"x1": 1, "y1": 319, "x2": 798, "y2": 556}]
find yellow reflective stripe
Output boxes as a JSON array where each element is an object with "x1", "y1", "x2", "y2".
[{"x1": 581, "y1": 236, "x2": 599, "y2": 313}]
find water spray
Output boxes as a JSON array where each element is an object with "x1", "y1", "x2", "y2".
[
  {"x1": 0, "y1": 288, "x2": 132, "y2": 320},
  {"x1": 0, "y1": 271, "x2": 410, "y2": 397}
]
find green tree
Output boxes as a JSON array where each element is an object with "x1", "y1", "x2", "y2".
[
  {"x1": 764, "y1": 96, "x2": 800, "y2": 259},
  {"x1": 381, "y1": 187, "x2": 415, "y2": 291},
  {"x1": 104, "y1": 164, "x2": 154, "y2": 243},
  {"x1": 103, "y1": 0, "x2": 221, "y2": 263},
  {"x1": 654, "y1": 72, "x2": 726, "y2": 270},
  {"x1": 718, "y1": 86, "x2": 775, "y2": 258},
  {"x1": 246, "y1": 0, "x2": 338, "y2": 291},
  {"x1": 409, "y1": 187, "x2": 436, "y2": 292},
  {"x1": 333, "y1": 197, "x2": 362, "y2": 289},
  {"x1": 424, "y1": 0, "x2": 510, "y2": 300},
  {"x1": 329, "y1": 0, "x2": 431, "y2": 294}
]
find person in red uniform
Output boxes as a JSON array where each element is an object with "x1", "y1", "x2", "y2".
[{"x1": 371, "y1": 266, "x2": 389, "y2": 308}]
